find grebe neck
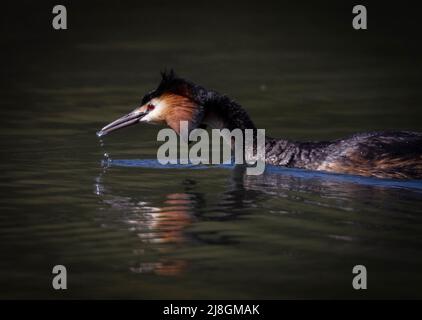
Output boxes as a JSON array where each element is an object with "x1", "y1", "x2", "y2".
[{"x1": 202, "y1": 94, "x2": 256, "y2": 131}]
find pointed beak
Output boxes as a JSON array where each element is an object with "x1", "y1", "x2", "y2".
[{"x1": 96, "y1": 110, "x2": 147, "y2": 137}]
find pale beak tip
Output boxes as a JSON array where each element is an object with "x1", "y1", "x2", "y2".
[
  {"x1": 96, "y1": 130, "x2": 106, "y2": 137},
  {"x1": 96, "y1": 111, "x2": 146, "y2": 138}
]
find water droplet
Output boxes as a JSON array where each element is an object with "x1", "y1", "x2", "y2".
[{"x1": 96, "y1": 130, "x2": 104, "y2": 137}]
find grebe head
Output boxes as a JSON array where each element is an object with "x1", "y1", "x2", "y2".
[{"x1": 97, "y1": 70, "x2": 205, "y2": 137}]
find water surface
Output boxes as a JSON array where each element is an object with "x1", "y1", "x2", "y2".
[{"x1": 1, "y1": 1, "x2": 422, "y2": 298}]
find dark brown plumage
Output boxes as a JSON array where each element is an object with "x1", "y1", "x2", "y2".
[{"x1": 265, "y1": 132, "x2": 422, "y2": 179}]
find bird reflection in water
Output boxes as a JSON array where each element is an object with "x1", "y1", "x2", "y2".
[
  {"x1": 94, "y1": 161, "x2": 422, "y2": 276},
  {"x1": 94, "y1": 169, "x2": 204, "y2": 276}
]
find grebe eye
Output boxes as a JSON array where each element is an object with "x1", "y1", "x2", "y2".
[{"x1": 147, "y1": 104, "x2": 155, "y2": 112}]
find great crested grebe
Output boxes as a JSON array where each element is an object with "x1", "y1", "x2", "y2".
[{"x1": 97, "y1": 71, "x2": 422, "y2": 180}]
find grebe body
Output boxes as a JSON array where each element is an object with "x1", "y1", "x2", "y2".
[{"x1": 98, "y1": 71, "x2": 422, "y2": 180}]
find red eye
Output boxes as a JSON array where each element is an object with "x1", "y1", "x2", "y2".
[{"x1": 147, "y1": 104, "x2": 155, "y2": 112}]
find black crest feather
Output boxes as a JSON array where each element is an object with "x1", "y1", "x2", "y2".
[
  {"x1": 141, "y1": 69, "x2": 203, "y2": 104},
  {"x1": 159, "y1": 69, "x2": 177, "y2": 86}
]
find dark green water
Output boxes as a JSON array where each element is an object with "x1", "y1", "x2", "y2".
[{"x1": 1, "y1": 1, "x2": 422, "y2": 298}]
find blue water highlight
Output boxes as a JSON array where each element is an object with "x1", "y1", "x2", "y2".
[{"x1": 102, "y1": 158, "x2": 422, "y2": 191}]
